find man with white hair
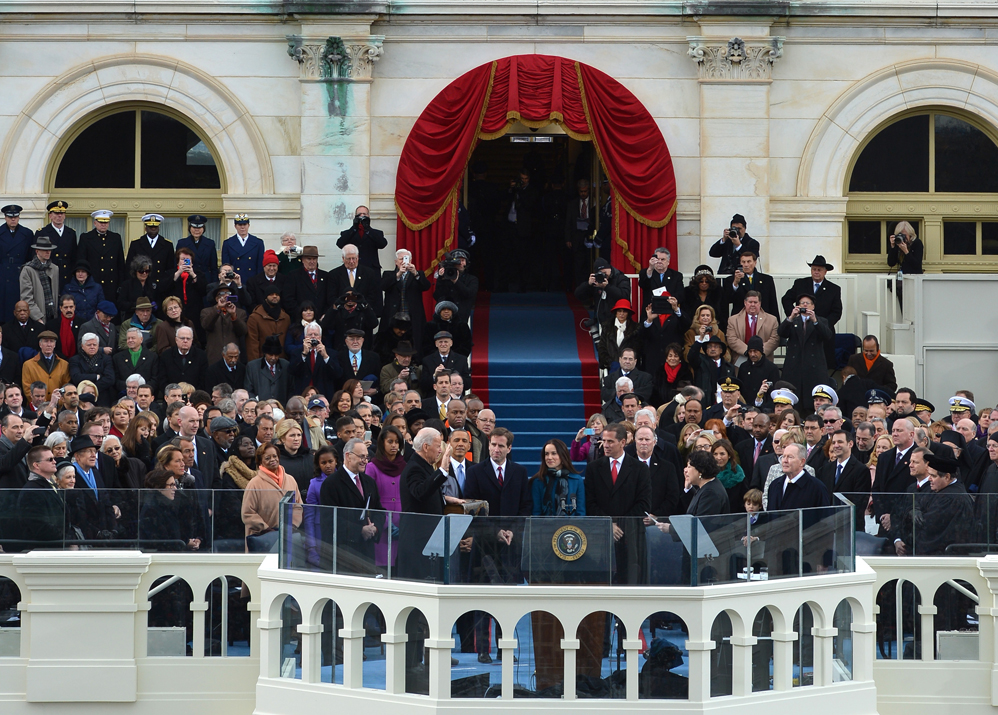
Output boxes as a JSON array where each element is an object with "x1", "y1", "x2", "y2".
[
  {"x1": 766, "y1": 442, "x2": 830, "y2": 510},
  {"x1": 112, "y1": 326, "x2": 159, "y2": 396},
  {"x1": 600, "y1": 375, "x2": 633, "y2": 423},
  {"x1": 628, "y1": 407, "x2": 683, "y2": 475},
  {"x1": 399, "y1": 427, "x2": 452, "y2": 581},
  {"x1": 158, "y1": 324, "x2": 208, "y2": 391},
  {"x1": 290, "y1": 321, "x2": 341, "y2": 396},
  {"x1": 330, "y1": 244, "x2": 383, "y2": 314},
  {"x1": 382, "y1": 248, "x2": 431, "y2": 350},
  {"x1": 68, "y1": 332, "x2": 114, "y2": 406},
  {"x1": 124, "y1": 374, "x2": 144, "y2": 401}
]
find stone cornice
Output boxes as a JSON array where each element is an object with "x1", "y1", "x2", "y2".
[{"x1": 687, "y1": 35, "x2": 784, "y2": 81}]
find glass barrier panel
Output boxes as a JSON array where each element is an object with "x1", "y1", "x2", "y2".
[{"x1": 522, "y1": 516, "x2": 613, "y2": 585}]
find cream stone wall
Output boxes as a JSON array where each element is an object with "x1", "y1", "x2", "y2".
[{"x1": 2, "y1": 4, "x2": 998, "y2": 275}]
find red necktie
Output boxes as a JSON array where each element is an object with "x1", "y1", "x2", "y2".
[
  {"x1": 611, "y1": 460, "x2": 619, "y2": 484},
  {"x1": 270, "y1": 363, "x2": 276, "y2": 377},
  {"x1": 310, "y1": 350, "x2": 316, "y2": 372},
  {"x1": 497, "y1": 466, "x2": 503, "y2": 487},
  {"x1": 748, "y1": 315, "x2": 756, "y2": 338},
  {"x1": 754, "y1": 441, "x2": 762, "y2": 462}
]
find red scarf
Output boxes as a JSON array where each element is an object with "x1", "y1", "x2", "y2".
[
  {"x1": 181, "y1": 273, "x2": 189, "y2": 303},
  {"x1": 664, "y1": 362, "x2": 681, "y2": 382},
  {"x1": 60, "y1": 316, "x2": 76, "y2": 358}
]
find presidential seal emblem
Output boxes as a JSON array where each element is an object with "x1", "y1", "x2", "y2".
[{"x1": 552, "y1": 524, "x2": 587, "y2": 561}]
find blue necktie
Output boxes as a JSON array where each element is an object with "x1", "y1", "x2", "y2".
[{"x1": 835, "y1": 463, "x2": 843, "y2": 485}]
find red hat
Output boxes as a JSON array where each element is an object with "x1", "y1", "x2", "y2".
[
  {"x1": 263, "y1": 249, "x2": 280, "y2": 266},
  {"x1": 611, "y1": 299, "x2": 633, "y2": 314}
]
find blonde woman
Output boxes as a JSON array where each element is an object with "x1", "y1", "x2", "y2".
[
  {"x1": 682, "y1": 304, "x2": 728, "y2": 362},
  {"x1": 868, "y1": 434, "x2": 895, "y2": 485},
  {"x1": 887, "y1": 220, "x2": 922, "y2": 311},
  {"x1": 571, "y1": 413, "x2": 607, "y2": 462}
]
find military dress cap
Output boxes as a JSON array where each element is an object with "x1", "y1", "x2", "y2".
[
  {"x1": 2, "y1": 205, "x2": 22, "y2": 217},
  {"x1": 344, "y1": 328, "x2": 366, "y2": 337},
  {"x1": 187, "y1": 214, "x2": 207, "y2": 227},
  {"x1": 949, "y1": 396, "x2": 976, "y2": 413},
  {"x1": 47, "y1": 200, "x2": 69, "y2": 212},
  {"x1": 134, "y1": 297, "x2": 153, "y2": 311},
  {"x1": 434, "y1": 300, "x2": 459, "y2": 316},
  {"x1": 69, "y1": 436, "x2": 98, "y2": 455},
  {"x1": 393, "y1": 341, "x2": 417, "y2": 356},
  {"x1": 866, "y1": 388, "x2": 891, "y2": 405},
  {"x1": 210, "y1": 416, "x2": 238, "y2": 432},
  {"x1": 812, "y1": 384, "x2": 839, "y2": 406},
  {"x1": 91, "y1": 210, "x2": 113, "y2": 221},
  {"x1": 301, "y1": 245, "x2": 322, "y2": 258},
  {"x1": 37, "y1": 330, "x2": 58, "y2": 341},
  {"x1": 96, "y1": 300, "x2": 118, "y2": 317},
  {"x1": 915, "y1": 399, "x2": 935, "y2": 414},
  {"x1": 141, "y1": 213, "x2": 164, "y2": 226},
  {"x1": 233, "y1": 213, "x2": 250, "y2": 224},
  {"x1": 719, "y1": 377, "x2": 742, "y2": 393},
  {"x1": 771, "y1": 388, "x2": 798, "y2": 406},
  {"x1": 434, "y1": 331, "x2": 454, "y2": 341},
  {"x1": 807, "y1": 255, "x2": 834, "y2": 271},
  {"x1": 30, "y1": 236, "x2": 56, "y2": 251}
]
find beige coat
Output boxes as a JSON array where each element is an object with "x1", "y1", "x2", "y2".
[
  {"x1": 19, "y1": 261, "x2": 59, "y2": 323},
  {"x1": 726, "y1": 308, "x2": 781, "y2": 359},
  {"x1": 241, "y1": 470, "x2": 302, "y2": 538}
]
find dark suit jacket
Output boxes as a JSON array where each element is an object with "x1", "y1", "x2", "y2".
[
  {"x1": 464, "y1": 460, "x2": 532, "y2": 518},
  {"x1": 329, "y1": 264, "x2": 383, "y2": 315},
  {"x1": 778, "y1": 316, "x2": 834, "y2": 411},
  {"x1": 0, "y1": 347, "x2": 22, "y2": 386},
  {"x1": 285, "y1": 267, "x2": 332, "y2": 317},
  {"x1": 638, "y1": 268, "x2": 685, "y2": 309},
  {"x1": 805, "y1": 438, "x2": 828, "y2": 473},
  {"x1": 3, "y1": 318, "x2": 43, "y2": 355},
  {"x1": 736, "y1": 436, "x2": 773, "y2": 481},
  {"x1": 633, "y1": 455, "x2": 681, "y2": 518},
  {"x1": 687, "y1": 476, "x2": 729, "y2": 516},
  {"x1": 381, "y1": 269, "x2": 431, "y2": 347},
  {"x1": 289, "y1": 350, "x2": 343, "y2": 397},
  {"x1": 781, "y1": 278, "x2": 843, "y2": 328},
  {"x1": 318, "y1": 466, "x2": 385, "y2": 573},
  {"x1": 112, "y1": 347, "x2": 159, "y2": 395},
  {"x1": 600, "y1": 368, "x2": 653, "y2": 404},
  {"x1": 244, "y1": 357, "x2": 290, "y2": 404},
  {"x1": 420, "y1": 351, "x2": 470, "y2": 394},
  {"x1": 845, "y1": 353, "x2": 898, "y2": 394},
  {"x1": 205, "y1": 359, "x2": 246, "y2": 394},
  {"x1": 725, "y1": 270, "x2": 779, "y2": 318},
  {"x1": 337, "y1": 225, "x2": 388, "y2": 272},
  {"x1": 245, "y1": 272, "x2": 287, "y2": 310},
  {"x1": 583, "y1": 454, "x2": 651, "y2": 583},
  {"x1": 766, "y1": 472, "x2": 831, "y2": 510},
  {"x1": 157, "y1": 347, "x2": 209, "y2": 392},
  {"x1": 126, "y1": 236, "x2": 176, "y2": 287},
  {"x1": 818, "y1": 455, "x2": 870, "y2": 530},
  {"x1": 873, "y1": 445, "x2": 915, "y2": 518},
  {"x1": 337, "y1": 348, "x2": 382, "y2": 384}
]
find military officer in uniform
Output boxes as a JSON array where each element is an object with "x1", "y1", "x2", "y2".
[
  {"x1": 125, "y1": 213, "x2": 174, "y2": 288},
  {"x1": 177, "y1": 214, "x2": 218, "y2": 280},
  {"x1": 34, "y1": 200, "x2": 77, "y2": 291},
  {"x1": 77, "y1": 210, "x2": 125, "y2": 307},
  {"x1": 0, "y1": 205, "x2": 36, "y2": 319},
  {"x1": 222, "y1": 213, "x2": 264, "y2": 282}
]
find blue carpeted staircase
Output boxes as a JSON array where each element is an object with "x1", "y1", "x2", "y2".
[{"x1": 483, "y1": 294, "x2": 596, "y2": 472}]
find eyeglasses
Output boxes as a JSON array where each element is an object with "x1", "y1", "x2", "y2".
[
  {"x1": 478, "y1": 418, "x2": 496, "y2": 424},
  {"x1": 350, "y1": 453, "x2": 369, "y2": 461},
  {"x1": 41, "y1": 457, "x2": 57, "y2": 462},
  {"x1": 136, "y1": 268, "x2": 150, "y2": 274},
  {"x1": 165, "y1": 482, "x2": 178, "y2": 489}
]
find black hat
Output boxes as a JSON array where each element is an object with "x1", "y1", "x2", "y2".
[
  {"x1": 393, "y1": 341, "x2": 417, "y2": 356},
  {"x1": 795, "y1": 292, "x2": 817, "y2": 305},
  {"x1": 47, "y1": 200, "x2": 69, "y2": 212},
  {"x1": 449, "y1": 249, "x2": 470, "y2": 263},
  {"x1": 73, "y1": 259, "x2": 92, "y2": 275},
  {"x1": 69, "y1": 436, "x2": 97, "y2": 455},
  {"x1": 807, "y1": 255, "x2": 834, "y2": 271},
  {"x1": 2, "y1": 205, "x2": 22, "y2": 217},
  {"x1": 78, "y1": 392, "x2": 97, "y2": 405},
  {"x1": 263, "y1": 282, "x2": 282, "y2": 297},
  {"x1": 392, "y1": 312, "x2": 411, "y2": 324},
  {"x1": 261, "y1": 335, "x2": 283, "y2": 356},
  {"x1": 866, "y1": 388, "x2": 892, "y2": 405},
  {"x1": 746, "y1": 335, "x2": 765, "y2": 353},
  {"x1": 731, "y1": 213, "x2": 746, "y2": 226},
  {"x1": 212, "y1": 284, "x2": 234, "y2": 300},
  {"x1": 434, "y1": 331, "x2": 453, "y2": 341},
  {"x1": 30, "y1": 235, "x2": 56, "y2": 251},
  {"x1": 344, "y1": 328, "x2": 365, "y2": 337},
  {"x1": 593, "y1": 258, "x2": 610, "y2": 271},
  {"x1": 927, "y1": 453, "x2": 960, "y2": 476},
  {"x1": 55, "y1": 458, "x2": 74, "y2": 472},
  {"x1": 187, "y1": 214, "x2": 207, "y2": 227},
  {"x1": 938, "y1": 430, "x2": 966, "y2": 449},
  {"x1": 405, "y1": 408, "x2": 429, "y2": 429},
  {"x1": 705, "y1": 334, "x2": 725, "y2": 346}
]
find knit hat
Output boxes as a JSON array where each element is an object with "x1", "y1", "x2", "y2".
[{"x1": 263, "y1": 249, "x2": 280, "y2": 267}]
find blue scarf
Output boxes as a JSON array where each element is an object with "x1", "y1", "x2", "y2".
[{"x1": 74, "y1": 463, "x2": 97, "y2": 493}]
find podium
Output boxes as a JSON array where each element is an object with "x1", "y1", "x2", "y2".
[{"x1": 519, "y1": 517, "x2": 615, "y2": 585}]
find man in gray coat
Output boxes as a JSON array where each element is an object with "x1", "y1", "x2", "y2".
[
  {"x1": 19, "y1": 236, "x2": 60, "y2": 324},
  {"x1": 245, "y1": 335, "x2": 290, "y2": 404}
]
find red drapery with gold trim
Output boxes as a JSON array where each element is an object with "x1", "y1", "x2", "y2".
[{"x1": 395, "y1": 55, "x2": 677, "y2": 274}]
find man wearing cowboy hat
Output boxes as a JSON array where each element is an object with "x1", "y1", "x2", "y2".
[
  {"x1": 379, "y1": 340, "x2": 422, "y2": 395},
  {"x1": 285, "y1": 245, "x2": 331, "y2": 318},
  {"x1": 781, "y1": 256, "x2": 843, "y2": 366},
  {"x1": 0, "y1": 205, "x2": 36, "y2": 319},
  {"x1": 126, "y1": 213, "x2": 174, "y2": 286},
  {"x1": 19, "y1": 234, "x2": 61, "y2": 323},
  {"x1": 78, "y1": 209, "x2": 125, "y2": 303},
  {"x1": 34, "y1": 200, "x2": 76, "y2": 290}
]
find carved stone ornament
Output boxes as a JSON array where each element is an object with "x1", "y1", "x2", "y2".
[
  {"x1": 687, "y1": 36, "x2": 784, "y2": 81},
  {"x1": 287, "y1": 35, "x2": 383, "y2": 82}
]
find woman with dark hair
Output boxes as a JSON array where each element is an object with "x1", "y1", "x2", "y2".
[
  {"x1": 678, "y1": 450, "x2": 727, "y2": 518},
  {"x1": 683, "y1": 265, "x2": 725, "y2": 324},
  {"x1": 329, "y1": 390, "x2": 353, "y2": 420},
  {"x1": 366, "y1": 425, "x2": 407, "y2": 567},
  {"x1": 778, "y1": 409, "x2": 802, "y2": 431},
  {"x1": 341, "y1": 379, "x2": 364, "y2": 408},
  {"x1": 153, "y1": 295, "x2": 198, "y2": 353},
  {"x1": 241, "y1": 442, "x2": 303, "y2": 552},
  {"x1": 122, "y1": 413, "x2": 157, "y2": 471},
  {"x1": 117, "y1": 254, "x2": 163, "y2": 318},
  {"x1": 304, "y1": 445, "x2": 338, "y2": 567},
  {"x1": 711, "y1": 439, "x2": 747, "y2": 512},
  {"x1": 285, "y1": 301, "x2": 316, "y2": 357},
  {"x1": 531, "y1": 439, "x2": 585, "y2": 516},
  {"x1": 221, "y1": 433, "x2": 258, "y2": 490},
  {"x1": 140, "y1": 469, "x2": 202, "y2": 551},
  {"x1": 168, "y1": 247, "x2": 208, "y2": 337},
  {"x1": 652, "y1": 343, "x2": 694, "y2": 406}
]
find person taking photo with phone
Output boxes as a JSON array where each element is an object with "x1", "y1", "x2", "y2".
[{"x1": 778, "y1": 293, "x2": 834, "y2": 414}]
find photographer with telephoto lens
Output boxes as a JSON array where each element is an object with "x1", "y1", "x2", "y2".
[{"x1": 887, "y1": 220, "x2": 923, "y2": 313}]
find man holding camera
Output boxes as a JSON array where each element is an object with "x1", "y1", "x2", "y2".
[
  {"x1": 290, "y1": 321, "x2": 341, "y2": 396},
  {"x1": 200, "y1": 285, "x2": 248, "y2": 361},
  {"x1": 887, "y1": 221, "x2": 923, "y2": 312},
  {"x1": 708, "y1": 214, "x2": 761, "y2": 275},
  {"x1": 337, "y1": 206, "x2": 388, "y2": 273},
  {"x1": 330, "y1": 245, "x2": 383, "y2": 316},
  {"x1": 177, "y1": 214, "x2": 219, "y2": 280},
  {"x1": 574, "y1": 258, "x2": 631, "y2": 328},
  {"x1": 285, "y1": 246, "x2": 331, "y2": 319},
  {"x1": 724, "y1": 251, "x2": 779, "y2": 319},
  {"x1": 638, "y1": 247, "x2": 684, "y2": 310},
  {"x1": 433, "y1": 248, "x2": 478, "y2": 325},
  {"x1": 382, "y1": 249, "x2": 430, "y2": 350},
  {"x1": 203, "y1": 263, "x2": 249, "y2": 309},
  {"x1": 323, "y1": 289, "x2": 379, "y2": 350},
  {"x1": 781, "y1": 255, "x2": 842, "y2": 367},
  {"x1": 778, "y1": 293, "x2": 834, "y2": 414}
]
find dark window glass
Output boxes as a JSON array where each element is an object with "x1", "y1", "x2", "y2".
[
  {"x1": 982, "y1": 223, "x2": 998, "y2": 255},
  {"x1": 54, "y1": 112, "x2": 135, "y2": 188},
  {"x1": 140, "y1": 111, "x2": 221, "y2": 189},
  {"x1": 849, "y1": 115, "x2": 929, "y2": 192},
  {"x1": 848, "y1": 221, "x2": 881, "y2": 254},
  {"x1": 943, "y1": 221, "x2": 976, "y2": 255},
  {"x1": 935, "y1": 115, "x2": 998, "y2": 193}
]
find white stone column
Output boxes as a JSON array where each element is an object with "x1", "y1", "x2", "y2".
[
  {"x1": 288, "y1": 24, "x2": 383, "y2": 261},
  {"x1": 771, "y1": 629, "x2": 796, "y2": 690},
  {"x1": 918, "y1": 604, "x2": 936, "y2": 661},
  {"x1": 685, "y1": 638, "x2": 714, "y2": 702},
  {"x1": 852, "y1": 619, "x2": 876, "y2": 683},
  {"x1": 382, "y1": 632, "x2": 408, "y2": 694},
  {"x1": 14, "y1": 550, "x2": 150, "y2": 702},
  {"x1": 340, "y1": 627, "x2": 366, "y2": 688},
  {"x1": 560, "y1": 637, "x2": 579, "y2": 699},
  {"x1": 622, "y1": 638, "x2": 643, "y2": 699},
  {"x1": 812, "y1": 627, "x2": 837, "y2": 686},
  {"x1": 689, "y1": 25, "x2": 783, "y2": 271},
  {"x1": 298, "y1": 623, "x2": 323, "y2": 683},
  {"x1": 257, "y1": 616, "x2": 284, "y2": 679},
  {"x1": 498, "y1": 637, "x2": 518, "y2": 698},
  {"x1": 425, "y1": 638, "x2": 453, "y2": 699},
  {"x1": 191, "y1": 601, "x2": 208, "y2": 658},
  {"x1": 730, "y1": 634, "x2": 757, "y2": 695}
]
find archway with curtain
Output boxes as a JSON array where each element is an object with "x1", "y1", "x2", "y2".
[{"x1": 394, "y1": 54, "x2": 678, "y2": 274}]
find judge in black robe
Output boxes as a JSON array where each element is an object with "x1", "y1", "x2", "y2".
[{"x1": 913, "y1": 455, "x2": 973, "y2": 556}]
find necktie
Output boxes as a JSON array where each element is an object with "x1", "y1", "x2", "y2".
[
  {"x1": 814, "y1": 282, "x2": 820, "y2": 294},
  {"x1": 352, "y1": 354, "x2": 359, "y2": 375},
  {"x1": 349, "y1": 270, "x2": 355, "y2": 287},
  {"x1": 748, "y1": 315, "x2": 756, "y2": 338},
  {"x1": 497, "y1": 466, "x2": 503, "y2": 487},
  {"x1": 835, "y1": 463, "x2": 843, "y2": 485},
  {"x1": 611, "y1": 460, "x2": 619, "y2": 484},
  {"x1": 895, "y1": 450, "x2": 903, "y2": 465},
  {"x1": 354, "y1": 473, "x2": 363, "y2": 495},
  {"x1": 754, "y1": 440, "x2": 762, "y2": 462},
  {"x1": 311, "y1": 272, "x2": 316, "y2": 286},
  {"x1": 457, "y1": 463, "x2": 465, "y2": 491},
  {"x1": 748, "y1": 275, "x2": 753, "y2": 285},
  {"x1": 310, "y1": 350, "x2": 316, "y2": 372},
  {"x1": 439, "y1": 402, "x2": 447, "y2": 420},
  {"x1": 270, "y1": 363, "x2": 276, "y2": 377},
  {"x1": 580, "y1": 200, "x2": 586, "y2": 218}
]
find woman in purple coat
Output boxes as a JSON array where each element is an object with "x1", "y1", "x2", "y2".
[
  {"x1": 305, "y1": 446, "x2": 339, "y2": 568},
  {"x1": 365, "y1": 425, "x2": 407, "y2": 568}
]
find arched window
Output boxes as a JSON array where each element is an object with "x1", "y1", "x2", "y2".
[
  {"x1": 845, "y1": 110, "x2": 998, "y2": 272},
  {"x1": 48, "y1": 105, "x2": 224, "y2": 247}
]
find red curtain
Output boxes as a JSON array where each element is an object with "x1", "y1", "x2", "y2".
[{"x1": 395, "y1": 54, "x2": 677, "y2": 274}]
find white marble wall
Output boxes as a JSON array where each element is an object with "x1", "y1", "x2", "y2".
[{"x1": 4, "y1": 10, "x2": 998, "y2": 276}]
